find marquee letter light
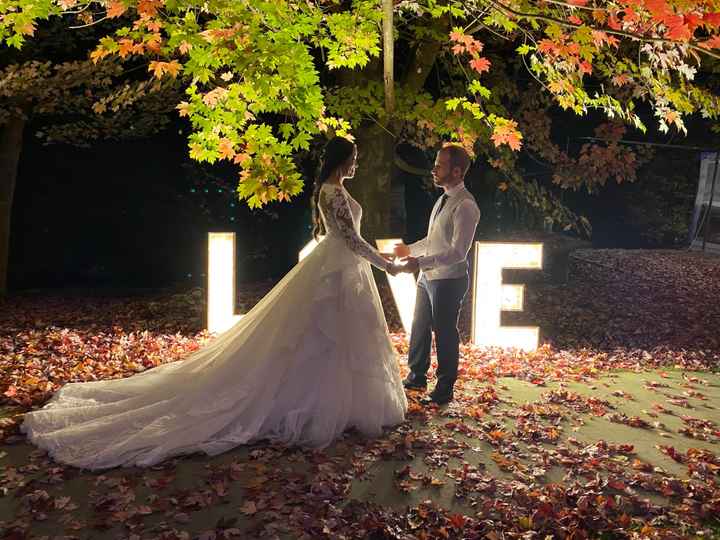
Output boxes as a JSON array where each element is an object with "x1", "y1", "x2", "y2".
[
  {"x1": 298, "y1": 237, "x2": 323, "y2": 262},
  {"x1": 472, "y1": 242, "x2": 543, "y2": 351},
  {"x1": 207, "y1": 233, "x2": 244, "y2": 334},
  {"x1": 375, "y1": 239, "x2": 417, "y2": 334}
]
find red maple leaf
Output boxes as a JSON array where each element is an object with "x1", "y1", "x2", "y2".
[
  {"x1": 699, "y1": 35, "x2": 720, "y2": 49},
  {"x1": 684, "y1": 13, "x2": 703, "y2": 32},
  {"x1": 469, "y1": 57, "x2": 491, "y2": 74},
  {"x1": 665, "y1": 18, "x2": 691, "y2": 41},
  {"x1": 703, "y1": 12, "x2": 720, "y2": 28},
  {"x1": 538, "y1": 39, "x2": 559, "y2": 54},
  {"x1": 449, "y1": 30, "x2": 464, "y2": 42},
  {"x1": 644, "y1": 0, "x2": 671, "y2": 18}
]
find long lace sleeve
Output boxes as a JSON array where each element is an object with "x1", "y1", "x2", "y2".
[{"x1": 320, "y1": 186, "x2": 391, "y2": 271}]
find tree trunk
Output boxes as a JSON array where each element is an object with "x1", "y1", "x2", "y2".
[
  {"x1": 347, "y1": 124, "x2": 394, "y2": 241},
  {"x1": 0, "y1": 114, "x2": 25, "y2": 296},
  {"x1": 342, "y1": 13, "x2": 447, "y2": 241},
  {"x1": 382, "y1": 0, "x2": 395, "y2": 117}
]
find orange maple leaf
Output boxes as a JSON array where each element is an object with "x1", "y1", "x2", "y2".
[
  {"x1": 148, "y1": 61, "x2": 166, "y2": 78},
  {"x1": 176, "y1": 101, "x2": 190, "y2": 117},
  {"x1": 699, "y1": 35, "x2": 720, "y2": 49},
  {"x1": 106, "y1": 1, "x2": 127, "y2": 18},
  {"x1": 538, "y1": 39, "x2": 558, "y2": 55},
  {"x1": 89, "y1": 47, "x2": 109, "y2": 64},
  {"x1": 449, "y1": 29, "x2": 464, "y2": 42},
  {"x1": 218, "y1": 138, "x2": 235, "y2": 160},
  {"x1": 612, "y1": 73, "x2": 631, "y2": 86},
  {"x1": 146, "y1": 20, "x2": 163, "y2": 32},
  {"x1": 178, "y1": 40, "x2": 192, "y2": 54},
  {"x1": 664, "y1": 110, "x2": 680, "y2": 125},
  {"x1": 234, "y1": 153, "x2": 251, "y2": 165},
  {"x1": 17, "y1": 22, "x2": 35, "y2": 36},
  {"x1": 491, "y1": 121, "x2": 523, "y2": 151},
  {"x1": 149, "y1": 60, "x2": 181, "y2": 79},
  {"x1": 469, "y1": 57, "x2": 491, "y2": 74},
  {"x1": 137, "y1": 0, "x2": 161, "y2": 17},
  {"x1": 466, "y1": 39, "x2": 484, "y2": 54},
  {"x1": 164, "y1": 60, "x2": 182, "y2": 78},
  {"x1": 118, "y1": 39, "x2": 134, "y2": 58},
  {"x1": 592, "y1": 9, "x2": 607, "y2": 23}
]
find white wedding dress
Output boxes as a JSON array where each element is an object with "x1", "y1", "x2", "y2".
[{"x1": 21, "y1": 183, "x2": 407, "y2": 469}]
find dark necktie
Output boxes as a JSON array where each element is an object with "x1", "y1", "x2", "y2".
[{"x1": 432, "y1": 193, "x2": 448, "y2": 222}]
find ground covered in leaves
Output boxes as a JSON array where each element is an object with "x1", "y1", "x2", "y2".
[{"x1": 1, "y1": 249, "x2": 719, "y2": 539}]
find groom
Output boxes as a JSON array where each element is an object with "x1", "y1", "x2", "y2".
[{"x1": 395, "y1": 144, "x2": 481, "y2": 405}]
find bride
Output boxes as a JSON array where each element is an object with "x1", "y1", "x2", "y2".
[{"x1": 21, "y1": 136, "x2": 408, "y2": 470}]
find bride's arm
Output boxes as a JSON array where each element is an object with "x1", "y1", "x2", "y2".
[{"x1": 320, "y1": 186, "x2": 393, "y2": 271}]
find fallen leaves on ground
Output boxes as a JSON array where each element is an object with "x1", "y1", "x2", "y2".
[{"x1": 1, "y1": 249, "x2": 719, "y2": 539}]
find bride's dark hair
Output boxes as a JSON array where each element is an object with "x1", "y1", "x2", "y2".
[{"x1": 311, "y1": 136, "x2": 356, "y2": 240}]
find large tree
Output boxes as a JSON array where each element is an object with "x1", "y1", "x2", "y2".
[
  {"x1": 0, "y1": 21, "x2": 179, "y2": 294},
  {"x1": 3, "y1": 0, "x2": 720, "y2": 242}
]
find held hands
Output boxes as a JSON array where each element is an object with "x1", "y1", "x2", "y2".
[
  {"x1": 383, "y1": 244, "x2": 418, "y2": 275},
  {"x1": 383, "y1": 258, "x2": 419, "y2": 275},
  {"x1": 399, "y1": 256, "x2": 419, "y2": 273},
  {"x1": 388, "y1": 242, "x2": 418, "y2": 274}
]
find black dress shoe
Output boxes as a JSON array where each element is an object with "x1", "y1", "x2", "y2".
[
  {"x1": 421, "y1": 389, "x2": 453, "y2": 405},
  {"x1": 402, "y1": 377, "x2": 426, "y2": 390}
]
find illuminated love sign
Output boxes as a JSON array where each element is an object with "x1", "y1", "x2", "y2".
[
  {"x1": 298, "y1": 237, "x2": 322, "y2": 262},
  {"x1": 207, "y1": 233, "x2": 243, "y2": 334},
  {"x1": 375, "y1": 238, "x2": 417, "y2": 334},
  {"x1": 471, "y1": 242, "x2": 543, "y2": 352},
  {"x1": 208, "y1": 233, "x2": 543, "y2": 350}
]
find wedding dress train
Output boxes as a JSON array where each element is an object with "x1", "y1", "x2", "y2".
[{"x1": 21, "y1": 183, "x2": 407, "y2": 469}]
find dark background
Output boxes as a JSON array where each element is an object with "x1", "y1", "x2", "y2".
[{"x1": 7, "y1": 114, "x2": 707, "y2": 292}]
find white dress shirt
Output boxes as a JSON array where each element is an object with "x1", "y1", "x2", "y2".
[{"x1": 408, "y1": 182, "x2": 481, "y2": 279}]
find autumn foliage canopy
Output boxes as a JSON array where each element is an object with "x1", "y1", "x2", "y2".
[{"x1": 2, "y1": 0, "x2": 720, "y2": 208}]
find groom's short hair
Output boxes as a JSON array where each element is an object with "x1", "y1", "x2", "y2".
[{"x1": 441, "y1": 144, "x2": 471, "y2": 177}]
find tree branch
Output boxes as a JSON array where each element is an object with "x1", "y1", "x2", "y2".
[
  {"x1": 482, "y1": 0, "x2": 720, "y2": 61},
  {"x1": 401, "y1": 14, "x2": 450, "y2": 93}
]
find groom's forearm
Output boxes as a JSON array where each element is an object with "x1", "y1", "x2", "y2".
[
  {"x1": 417, "y1": 247, "x2": 466, "y2": 271},
  {"x1": 408, "y1": 238, "x2": 427, "y2": 256}
]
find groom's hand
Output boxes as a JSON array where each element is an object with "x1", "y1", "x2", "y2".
[
  {"x1": 401, "y1": 256, "x2": 419, "y2": 273},
  {"x1": 394, "y1": 242, "x2": 410, "y2": 258}
]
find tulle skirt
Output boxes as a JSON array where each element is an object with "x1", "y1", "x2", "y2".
[{"x1": 21, "y1": 235, "x2": 408, "y2": 469}]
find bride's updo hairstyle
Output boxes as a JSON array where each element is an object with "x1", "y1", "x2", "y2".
[{"x1": 311, "y1": 136, "x2": 356, "y2": 241}]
